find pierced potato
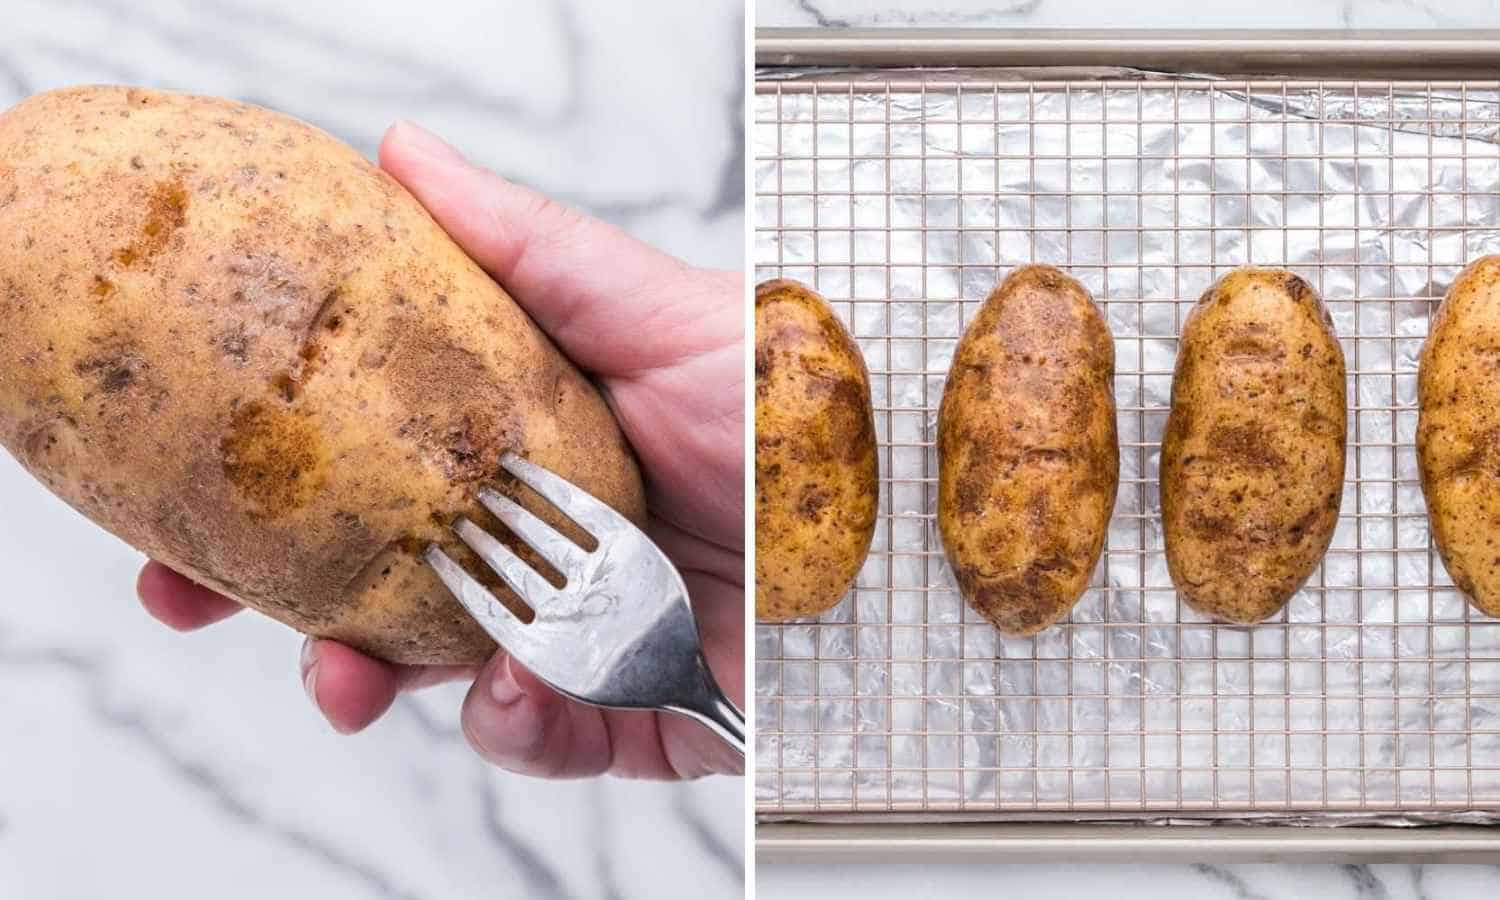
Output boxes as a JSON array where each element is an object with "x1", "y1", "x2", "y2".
[
  {"x1": 755, "y1": 280, "x2": 878, "y2": 622},
  {"x1": 937, "y1": 265, "x2": 1119, "y2": 635},
  {"x1": 1419, "y1": 255, "x2": 1500, "y2": 617},
  {"x1": 0, "y1": 86, "x2": 646, "y2": 664},
  {"x1": 1161, "y1": 268, "x2": 1346, "y2": 623}
]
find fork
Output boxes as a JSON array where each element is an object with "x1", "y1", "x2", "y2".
[{"x1": 424, "y1": 452, "x2": 745, "y2": 755}]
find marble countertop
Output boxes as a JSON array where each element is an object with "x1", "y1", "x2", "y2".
[
  {"x1": 754, "y1": 1, "x2": 1500, "y2": 897},
  {"x1": 760, "y1": 861, "x2": 1500, "y2": 899},
  {"x1": 0, "y1": 1, "x2": 742, "y2": 898},
  {"x1": 758, "y1": 0, "x2": 1496, "y2": 29}
]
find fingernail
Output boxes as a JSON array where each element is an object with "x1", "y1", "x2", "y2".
[
  {"x1": 299, "y1": 638, "x2": 320, "y2": 699},
  {"x1": 394, "y1": 120, "x2": 466, "y2": 164},
  {"x1": 490, "y1": 657, "x2": 525, "y2": 706},
  {"x1": 465, "y1": 667, "x2": 546, "y2": 766},
  {"x1": 302, "y1": 660, "x2": 320, "y2": 707}
]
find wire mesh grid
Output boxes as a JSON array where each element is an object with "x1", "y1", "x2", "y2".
[{"x1": 753, "y1": 75, "x2": 1500, "y2": 817}]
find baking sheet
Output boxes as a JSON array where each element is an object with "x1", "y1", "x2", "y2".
[{"x1": 753, "y1": 67, "x2": 1500, "y2": 824}]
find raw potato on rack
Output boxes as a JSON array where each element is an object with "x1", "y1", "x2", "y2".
[
  {"x1": 1419, "y1": 255, "x2": 1500, "y2": 617},
  {"x1": 0, "y1": 86, "x2": 646, "y2": 665},
  {"x1": 937, "y1": 264, "x2": 1119, "y2": 635},
  {"x1": 1161, "y1": 268, "x2": 1346, "y2": 623},
  {"x1": 755, "y1": 279, "x2": 879, "y2": 621}
]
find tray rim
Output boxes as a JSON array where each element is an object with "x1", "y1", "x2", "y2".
[
  {"x1": 755, "y1": 27, "x2": 1500, "y2": 76},
  {"x1": 757, "y1": 822, "x2": 1500, "y2": 863}
]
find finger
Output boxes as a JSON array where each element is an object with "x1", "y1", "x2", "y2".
[
  {"x1": 300, "y1": 638, "x2": 474, "y2": 734},
  {"x1": 377, "y1": 120, "x2": 726, "y2": 375},
  {"x1": 657, "y1": 710, "x2": 746, "y2": 779},
  {"x1": 136, "y1": 561, "x2": 243, "y2": 631},
  {"x1": 460, "y1": 652, "x2": 619, "y2": 778}
]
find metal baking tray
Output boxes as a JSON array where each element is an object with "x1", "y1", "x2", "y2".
[{"x1": 753, "y1": 29, "x2": 1500, "y2": 862}]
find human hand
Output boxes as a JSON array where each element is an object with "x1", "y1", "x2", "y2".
[{"x1": 137, "y1": 120, "x2": 744, "y2": 779}]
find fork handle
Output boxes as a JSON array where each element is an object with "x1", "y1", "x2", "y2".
[{"x1": 669, "y1": 688, "x2": 746, "y2": 756}]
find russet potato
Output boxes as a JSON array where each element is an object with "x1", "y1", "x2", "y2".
[
  {"x1": 754, "y1": 279, "x2": 878, "y2": 622},
  {"x1": 1418, "y1": 255, "x2": 1500, "y2": 617},
  {"x1": 1160, "y1": 268, "x2": 1346, "y2": 623},
  {"x1": 937, "y1": 265, "x2": 1119, "y2": 635},
  {"x1": 0, "y1": 86, "x2": 646, "y2": 664}
]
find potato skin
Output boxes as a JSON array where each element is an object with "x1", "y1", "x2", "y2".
[
  {"x1": 755, "y1": 280, "x2": 878, "y2": 621},
  {"x1": 1418, "y1": 255, "x2": 1500, "y2": 617},
  {"x1": 0, "y1": 86, "x2": 645, "y2": 664},
  {"x1": 937, "y1": 265, "x2": 1119, "y2": 635},
  {"x1": 1161, "y1": 268, "x2": 1346, "y2": 623}
]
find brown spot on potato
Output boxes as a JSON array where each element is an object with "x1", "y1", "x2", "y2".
[
  {"x1": 804, "y1": 373, "x2": 876, "y2": 464},
  {"x1": 219, "y1": 401, "x2": 326, "y2": 517},
  {"x1": 74, "y1": 346, "x2": 146, "y2": 396},
  {"x1": 753, "y1": 344, "x2": 773, "y2": 390},
  {"x1": 1208, "y1": 422, "x2": 1285, "y2": 468},
  {"x1": 797, "y1": 484, "x2": 832, "y2": 521},
  {"x1": 1283, "y1": 271, "x2": 1313, "y2": 304},
  {"x1": 271, "y1": 372, "x2": 298, "y2": 403},
  {"x1": 1219, "y1": 322, "x2": 1284, "y2": 363},
  {"x1": 91, "y1": 276, "x2": 116, "y2": 298},
  {"x1": 217, "y1": 326, "x2": 252, "y2": 364},
  {"x1": 385, "y1": 318, "x2": 526, "y2": 484},
  {"x1": 113, "y1": 179, "x2": 188, "y2": 267}
]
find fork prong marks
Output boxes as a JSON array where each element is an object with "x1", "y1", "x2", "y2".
[
  {"x1": 423, "y1": 545, "x2": 538, "y2": 652},
  {"x1": 475, "y1": 486, "x2": 586, "y2": 580},
  {"x1": 452, "y1": 516, "x2": 559, "y2": 608},
  {"x1": 499, "y1": 452, "x2": 628, "y2": 539}
]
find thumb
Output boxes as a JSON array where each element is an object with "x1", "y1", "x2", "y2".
[{"x1": 378, "y1": 120, "x2": 717, "y2": 376}]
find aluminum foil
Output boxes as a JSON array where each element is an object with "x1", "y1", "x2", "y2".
[{"x1": 753, "y1": 68, "x2": 1500, "y2": 825}]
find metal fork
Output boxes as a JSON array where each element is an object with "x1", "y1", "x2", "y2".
[{"x1": 424, "y1": 452, "x2": 745, "y2": 755}]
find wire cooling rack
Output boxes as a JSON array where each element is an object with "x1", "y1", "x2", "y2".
[{"x1": 753, "y1": 74, "x2": 1500, "y2": 818}]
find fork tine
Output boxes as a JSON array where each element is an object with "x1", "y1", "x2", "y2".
[
  {"x1": 499, "y1": 452, "x2": 631, "y2": 540},
  {"x1": 451, "y1": 517, "x2": 559, "y2": 609},
  {"x1": 423, "y1": 545, "x2": 541, "y2": 656},
  {"x1": 475, "y1": 486, "x2": 586, "y2": 580}
]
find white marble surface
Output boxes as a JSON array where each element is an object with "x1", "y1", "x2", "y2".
[
  {"x1": 0, "y1": 1, "x2": 742, "y2": 898},
  {"x1": 754, "y1": 0, "x2": 1500, "y2": 897},
  {"x1": 758, "y1": 0, "x2": 1499, "y2": 28},
  {"x1": 759, "y1": 863, "x2": 1500, "y2": 899}
]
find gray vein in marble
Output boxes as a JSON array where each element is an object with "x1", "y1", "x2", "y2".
[
  {"x1": 1, "y1": 0, "x2": 740, "y2": 232},
  {"x1": 47, "y1": 0, "x2": 583, "y2": 129},
  {"x1": 1340, "y1": 0, "x2": 1455, "y2": 28},
  {"x1": 0, "y1": 641, "x2": 426, "y2": 900},
  {"x1": 18, "y1": 39, "x2": 145, "y2": 88},
  {"x1": 1191, "y1": 864, "x2": 1273, "y2": 900},
  {"x1": 671, "y1": 791, "x2": 742, "y2": 885},
  {"x1": 791, "y1": 0, "x2": 1044, "y2": 27},
  {"x1": 1342, "y1": 865, "x2": 1392, "y2": 899},
  {"x1": 1410, "y1": 865, "x2": 1433, "y2": 900},
  {"x1": 0, "y1": 54, "x2": 31, "y2": 99},
  {"x1": 477, "y1": 772, "x2": 573, "y2": 900},
  {"x1": 589, "y1": 781, "x2": 625, "y2": 900},
  {"x1": 795, "y1": 0, "x2": 851, "y2": 29},
  {"x1": 709, "y1": 14, "x2": 748, "y2": 221}
]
